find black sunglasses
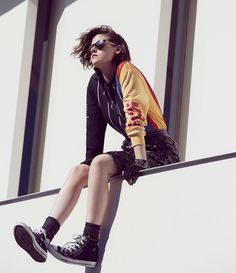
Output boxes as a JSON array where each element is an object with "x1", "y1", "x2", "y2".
[{"x1": 89, "y1": 39, "x2": 116, "y2": 52}]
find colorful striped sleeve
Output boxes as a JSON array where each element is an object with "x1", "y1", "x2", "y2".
[{"x1": 118, "y1": 62, "x2": 150, "y2": 146}]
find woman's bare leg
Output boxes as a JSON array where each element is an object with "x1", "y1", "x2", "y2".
[
  {"x1": 50, "y1": 164, "x2": 89, "y2": 225},
  {"x1": 86, "y1": 154, "x2": 117, "y2": 225}
]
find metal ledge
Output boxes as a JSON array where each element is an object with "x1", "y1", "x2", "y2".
[{"x1": 1, "y1": 151, "x2": 235, "y2": 206}]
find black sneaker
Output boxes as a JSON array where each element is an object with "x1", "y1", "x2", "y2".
[
  {"x1": 13, "y1": 222, "x2": 49, "y2": 262},
  {"x1": 48, "y1": 234, "x2": 98, "y2": 267}
]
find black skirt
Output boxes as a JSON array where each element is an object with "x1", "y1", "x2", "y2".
[{"x1": 105, "y1": 130, "x2": 181, "y2": 175}]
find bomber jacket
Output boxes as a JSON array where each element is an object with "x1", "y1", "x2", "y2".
[{"x1": 82, "y1": 61, "x2": 167, "y2": 164}]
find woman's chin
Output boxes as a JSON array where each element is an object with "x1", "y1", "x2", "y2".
[
  {"x1": 92, "y1": 62, "x2": 102, "y2": 70},
  {"x1": 91, "y1": 60, "x2": 99, "y2": 67}
]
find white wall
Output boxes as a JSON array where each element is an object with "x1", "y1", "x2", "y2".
[
  {"x1": 0, "y1": 0, "x2": 172, "y2": 199},
  {"x1": 0, "y1": 0, "x2": 38, "y2": 199},
  {"x1": 1, "y1": 157, "x2": 236, "y2": 273},
  {"x1": 40, "y1": 0, "x2": 172, "y2": 191},
  {"x1": 181, "y1": 0, "x2": 236, "y2": 160}
]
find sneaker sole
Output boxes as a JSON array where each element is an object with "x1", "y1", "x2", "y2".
[
  {"x1": 48, "y1": 244, "x2": 97, "y2": 268},
  {"x1": 13, "y1": 223, "x2": 47, "y2": 263}
]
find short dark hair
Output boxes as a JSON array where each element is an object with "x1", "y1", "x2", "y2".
[{"x1": 72, "y1": 25, "x2": 131, "y2": 69}]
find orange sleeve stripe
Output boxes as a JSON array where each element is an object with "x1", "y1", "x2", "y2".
[
  {"x1": 116, "y1": 61, "x2": 127, "y2": 80},
  {"x1": 147, "y1": 115, "x2": 159, "y2": 130}
]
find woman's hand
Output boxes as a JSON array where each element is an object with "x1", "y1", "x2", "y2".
[{"x1": 122, "y1": 159, "x2": 148, "y2": 185}]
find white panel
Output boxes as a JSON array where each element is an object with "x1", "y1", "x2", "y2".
[
  {"x1": 0, "y1": 1, "x2": 38, "y2": 200},
  {"x1": 1, "y1": 158, "x2": 236, "y2": 272},
  {"x1": 184, "y1": 0, "x2": 236, "y2": 159},
  {"x1": 40, "y1": 0, "x2": 171, "y2": 191},
  {"x1": 0, "y1": 2, "x2": 27, "y2": 199}
]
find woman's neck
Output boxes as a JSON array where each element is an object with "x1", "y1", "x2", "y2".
[{"x1": 100, "y1": 64, "x2": 117, "y2": 83}]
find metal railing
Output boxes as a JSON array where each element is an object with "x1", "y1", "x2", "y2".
[{"x1": 1, "y1": 151, "x2": 235, "y2": 206}]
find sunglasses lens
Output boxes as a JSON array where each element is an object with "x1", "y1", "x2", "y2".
[
  {"x1": 95, "y1": 40, "x2": 105, "y2": 50},
  {"x1": 89, "y1": 40, "x2": 105, "y2": 52}
]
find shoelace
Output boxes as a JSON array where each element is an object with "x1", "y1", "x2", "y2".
[
  {"x1": 62, "y1": 235, "x2": 88, "y2": 253},
  {"x1": 34, "y1": 228, "x2": 50, "y2": 246}
]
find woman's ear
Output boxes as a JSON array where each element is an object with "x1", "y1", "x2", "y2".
[{"x1": 115, "y1": 45, "x2": 122, "y2": 55}]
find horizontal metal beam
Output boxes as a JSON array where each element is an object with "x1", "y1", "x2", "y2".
[{"x1": 1, "y1": 151, "x2": 235, "y2": 206}]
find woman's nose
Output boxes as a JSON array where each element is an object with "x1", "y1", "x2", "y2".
[{"x1": 90, "y1": 45, "x2": 97, "y2": 53}]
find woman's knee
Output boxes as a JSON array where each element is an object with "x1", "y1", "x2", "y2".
[
  {"x1": 68, "y1": 164, "x2": 89, "y2": 186},
  {"x1": 90, "y1": 154, "x2": 117, "y2": 176}
]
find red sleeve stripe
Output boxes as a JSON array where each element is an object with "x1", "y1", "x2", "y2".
[
  {"x1": 116, "y1": 61, "x2": 127, "y2": 80},
  {"x1": 147, "y1": 115, "x2": 159, "y2": 130}
]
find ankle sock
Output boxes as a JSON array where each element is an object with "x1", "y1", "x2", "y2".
[
  {"x1": 41, "y1": 216, "x2": 60, "y2": 242},
  {"x1": 83, "y1": 222, "x2": 101, "y2": 240}
]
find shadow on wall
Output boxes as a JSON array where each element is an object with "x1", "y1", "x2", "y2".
[
  {"x1": 21, "y1": 0, "x2": 80, "y2": 193},
  {"x1": 85, "y1": 179, "x2": 123, "y2": 273},
  {"x1": 0, "y1": 0, "x2": 78, "y2": 16},
  {"x1": 0, "y1": 0, "x2": 24, "y2": 16}
]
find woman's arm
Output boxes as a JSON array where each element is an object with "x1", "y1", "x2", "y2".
[
  {"x1": 123, "y1": 144, "x2": 148, "y2": 185},
  {"x1": 133, "y1": 144, "x2": 147, "y2": 160},
  {"x1": 81, "y1": 76, "x2": 107, "y2": 164},
  {"x1": 117, "y1": 62, "x2": 149, "y2": 147}
]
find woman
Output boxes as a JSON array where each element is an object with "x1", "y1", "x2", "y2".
[{"x1": 13, "y1": 25, "x2": 180, "y2": 268}]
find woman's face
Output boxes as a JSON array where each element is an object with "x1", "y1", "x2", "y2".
[{"x1": 89, "y1": 34, "x2": 120, "y2": 69}]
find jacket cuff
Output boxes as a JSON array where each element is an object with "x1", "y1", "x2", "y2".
[{"x1": 131, "y1": 135, "x2": 145, "y2": 147}]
